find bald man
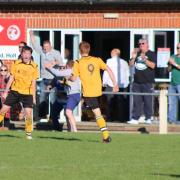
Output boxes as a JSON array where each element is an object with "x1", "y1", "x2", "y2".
[{"x1": 103, "y1": 48, "x2": 130, "y2": 121}]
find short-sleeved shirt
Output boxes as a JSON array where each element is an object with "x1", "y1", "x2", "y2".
[
  {"x1": 170, "y1": 54, "x2": 180, "y2": 85},
  {"x1": 10, "y1": 59, "x2": 39, "y2": 95},
  {"x1": 132, "y1": 50, "x2": 157, "y2": 84},
  {"x1": 73, "y1": 56, "x2": 107, "y2": 97}
]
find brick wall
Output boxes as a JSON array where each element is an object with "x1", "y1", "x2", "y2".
[
  {"x1": 1, "y1": 9, "x2": 180, "y2": 29},
  {"x1": 0, "y1": 4, "x2": 179, "y2": 121}
]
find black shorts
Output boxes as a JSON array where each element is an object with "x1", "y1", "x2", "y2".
[
  {"x1": 83, "y1": 96, "x2": 100, "y2": 110},
  {"x1": 4, "y1": 90, "x2": 33, "y2": 108}
]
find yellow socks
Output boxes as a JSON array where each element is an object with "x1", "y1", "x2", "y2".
[
  {"x1": 96, "y1": 115, "x2": 109, "y2": 139},
  {"x1": 0, "y1": 113, "x2": 5, "y2": 123},
  {"x1": 25, "y1": 118, "x2": 33, "y2": 135}
]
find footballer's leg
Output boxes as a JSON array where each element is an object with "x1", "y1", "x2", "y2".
[
  {"x1": 22, "y1": 93, "x2": 34, "y2": 139},
  {"x1": 0, "y1": 91, "x2": 18, "y2": 125},
  {"x1": 0, "y1": 105, "x2": 10, "y2": 123},
  {"x1": 65, "y1": 94, "x2": 80, "y2": 132},
  {"x1": 24, "y1": 107, "x2": 33, "y2": 140},
  {"x1": 92, "y1": 108, "x2": 111, "y2": 143},
  {"x1": 65, "y1": 109, "x2": 77, "y2": 132}
]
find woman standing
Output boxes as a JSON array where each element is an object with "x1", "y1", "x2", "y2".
[{"x1": 0, "y1": 64, "x2": 10, "y2": 128}]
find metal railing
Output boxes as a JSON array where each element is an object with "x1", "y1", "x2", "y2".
[
  {"x1": 103, "y1": 90, "x2": 180, "y2": 134},
  {"x1": 0, "y1": 89, "x2": 179, "y2": 134}
]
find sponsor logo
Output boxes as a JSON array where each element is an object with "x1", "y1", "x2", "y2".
[
  {"x1": 135, "y1": 55, "x2": 148, "y2": 70},
  {"x1": 7, "y1": 25, "x2": 21, "y2": 41}
]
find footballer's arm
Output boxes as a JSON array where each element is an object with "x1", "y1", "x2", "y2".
[
  {"x1": 31, "y1": 80, "x2": 37, "y2": 105},
  {"x1": 105, "y1": 66, "x2": 119, "y2": 92}
]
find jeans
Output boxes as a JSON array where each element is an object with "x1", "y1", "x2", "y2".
[
  {"x1": 39, "y1": 79, "x2": 56, "y2": 118},
  {"x1": 132, "y1": 83, "x2": 153, "y2": 120},
  {"x1": 39, "y1": 79, "x2": 56, "y2": 104},
  {"x1": 168, "y1": 84, "x2": 180, "y2": 122}
]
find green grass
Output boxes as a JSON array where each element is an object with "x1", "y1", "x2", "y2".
[{"x1": 0, "y1": 131, "x2": 180, "y2": 180}]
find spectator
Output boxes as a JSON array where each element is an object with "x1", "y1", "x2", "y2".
[
  {"x1": 45, "y1": 60, "x2": 81, "y2": 132},
  {"x1": 0, "y1": 59, "x2": 3, "y2": 67},
  {"x1": 18, "y1": 41, "x2": 34, "y2": 61},
  {"x1": 0, "y1": 46, "x2": 39, "y2": 139},
  {"x1": 0, "y1": 64, "x2": 10, "y2": 128},
  {"x1": 48, "y1": 77, "x2": 67, "y2": 131},
  {"x1": 71, "y1": 41, "x2": 119, "y2": 143},
  {"x1": 168, "y1": 43, "x2": 180, "y2": 124},
  {"x1": 127, "y1": 38, "x2": 157, "y2": 125},
  {"x1": 18, "y1": 41, "x2": 27, "y2": 59},
  {"x1": 29, "y1": 30, "x2": 63, "y2": 119},
  {"x1": 64, "y1": 48, "x2": 71, "y2": 64},
  {"x1": 103, "y1": 48, "x2": 130, "y2": 121}
]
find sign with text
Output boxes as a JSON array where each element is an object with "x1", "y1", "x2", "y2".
[
  {"x1": 157, "y1": 48, "x2": 170, "y2": 68},
  {"x1": 0, "y1": 19, "x2": 25, "y2": 60},
  {"x1": 0, "y1": 46, "x2": 19, "y2": 60}
]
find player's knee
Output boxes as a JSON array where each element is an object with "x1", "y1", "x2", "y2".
[
  {"x1": 95, "y1": 115, "x2": 103, "y2": 121},
  {"x1": 65, "y1": 109, "x2": 72, "y2": 117},
  {"x1": 0, "y1": 105, "x2": 10, "y2": 114}
]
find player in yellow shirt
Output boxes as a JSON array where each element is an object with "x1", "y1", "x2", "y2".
[
  {"x1": 71, "y1": 41, "x2": 119, "y2": 143},
  {"x1": 0, "y1": 46, "x2": 39, "y2": 139}
]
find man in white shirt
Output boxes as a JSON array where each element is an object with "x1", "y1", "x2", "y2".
[{"x1": 103, "y1": 48, "x2": 130, "y2": 121}]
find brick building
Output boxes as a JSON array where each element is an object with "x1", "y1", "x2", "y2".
[
  {"x1": 1, "y1": 0, "x2": 180, "y2": 78},
  {"x1": 0, "y1": 0, "x2": 180, "y2": 121}
]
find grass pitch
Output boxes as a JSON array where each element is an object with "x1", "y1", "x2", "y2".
[{"x1": 0, "y1": 130, "x2": 180, "y2": 180}]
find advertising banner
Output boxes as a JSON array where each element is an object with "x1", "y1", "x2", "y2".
[{"x1": 0, "y1": 19, "x2": 25, "y2": 60}]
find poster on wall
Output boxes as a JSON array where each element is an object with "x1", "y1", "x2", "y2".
[
  {"x1": 157, "y1": 48, "x2": 170, "y2": 68},
  {"x1": 0, "y1": 19, "x2": 25, "y2": 60}
]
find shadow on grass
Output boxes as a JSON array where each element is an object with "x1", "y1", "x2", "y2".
[
  {"x1": 152, "y1": 173, "x2": 180, "y2": 178},
  {"x1": 0, "y1": 134, "x2": 21, "y2": 138},
  {"x1": 138, "y1": 127, "x2": 149, "y2": 134},
  {"x1": 37, "y1": 136, "x2": 100, "y2": 143},
  {"x1": 87, "y1": 139, "x2": 100, "y2": 143},
  {"x1": 37, "y1": 136, "x2": 81, "y2": 142}
]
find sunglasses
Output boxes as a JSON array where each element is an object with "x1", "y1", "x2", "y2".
[
  {"x1": 138, "y1": 42, "x2": 145, "y2": 46},
  {"x1": 0, "y1": 69, "x2": 7, "y2": 72},
  {"x1": 177, "y1": 47, "x2": 180, "y2": 49},
  {"x1": 19, "y1": 46, "x2": 24, "y2": 48}
]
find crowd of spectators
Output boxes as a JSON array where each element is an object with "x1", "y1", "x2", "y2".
[{"x1": 0, "y1": 36, "x2": 180, "y2": 132}]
